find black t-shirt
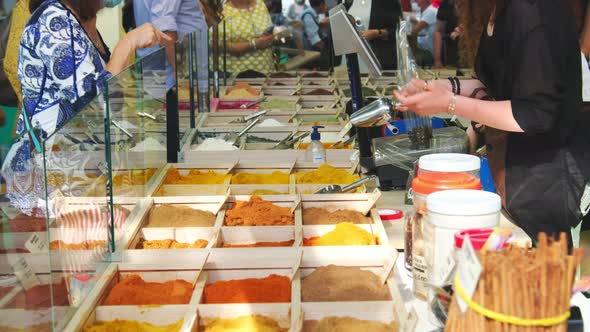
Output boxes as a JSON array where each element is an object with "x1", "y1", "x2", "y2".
[
  {"x1": 368, "y1": 0, "x2": 402, "y2": 70},
  {"x1": 475, "y1": 0, "x2": 590, "y2": 237},
  {"x1": 436, "y1": 0, "x2": 458, "y2": 66}
]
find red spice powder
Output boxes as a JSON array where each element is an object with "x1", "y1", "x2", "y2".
[{"x1": 203, "y1": 274, "x2": 291, "y2": 304}]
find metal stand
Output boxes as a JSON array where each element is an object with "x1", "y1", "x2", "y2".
[
  {"x1": 345, "y1": 53, "x2": 376, "y2": 170},
  {"x1": 166, "y1": 88, "x2": 179, "y2": 163}
]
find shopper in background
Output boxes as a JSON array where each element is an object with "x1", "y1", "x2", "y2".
[
  {"x1": 134, "y1": 0, "x2": 208, "y2": 89},
  {"x1": 286, "y1": 0, "x2": 307, "y2": 21},
  {"x1": 221, "y1": 0, "x2": 274, "y2": 74},
  {"x1": 264, "y1": 0, "x2": 285, "y2": 26},
  {"x1": 1, "y1": 0, "x2": 170, "y2": 215},
  {"x1": 410, "y1": 0, "x2": 438, "y2": 66},
  {"x1": 395, "y1": 0, "x2": 590, "y2": 244},
  {"x1": 362, "y1": 0, "x2": 402, "y2": 70},
  {"x1": 433, "y1": 0, "x2": 459, "y2": 68}
]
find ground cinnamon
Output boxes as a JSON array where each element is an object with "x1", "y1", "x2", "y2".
[{"x1": 203, "y1": 274, "x2": 291, "y2": 304}]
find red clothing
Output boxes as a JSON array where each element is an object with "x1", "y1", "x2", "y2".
[
  {"x1": 432, "y1": 0, "x2": 442, "y2": 8},
  {"x1": 401, "y1": 0, "x2": 411, "y2": 11}
]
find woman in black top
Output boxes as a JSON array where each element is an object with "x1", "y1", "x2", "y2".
[
  {"x1": 395, "y1": 0, "x2": 590, "y2": 243},
  {"x1": 362, "y1": 0, "x2": 402, "y2": 70}
]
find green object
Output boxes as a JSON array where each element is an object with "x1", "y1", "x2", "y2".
[
  {"x1": 0, "y1": 106, "x2": 17, "y2": 145},
  {"x1": 260, "y1": 98, "x2": 297, "y2": 110},
  {"x1": 342, "y1": 87, "x2": 377, "y2": 97}
]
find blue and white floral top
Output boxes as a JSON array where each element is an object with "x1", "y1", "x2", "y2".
[{"x1": 1, "y1": 0, "x2": 111, "y2": 214}]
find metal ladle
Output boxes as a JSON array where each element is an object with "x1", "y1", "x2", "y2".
[
  {"x1": 223, "y1": 117, "x2": 261, "y2": 147},
  {"x1": 229, "y1": 110, "x2": 268, "y2": 124},
  {"x1": 314, "y1": 175, "x2": 377, "y2": 194}
]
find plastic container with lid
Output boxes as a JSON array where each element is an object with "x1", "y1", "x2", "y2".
[
  {"x1": 409, "y1": 172, "x2": 482, "y2": 300},
  {"x1": 424, "y1": 190, "x2": 501, "y2": 290},
  {"x1": 418, "y1": 153, "x2": 481, "y2": 178}
]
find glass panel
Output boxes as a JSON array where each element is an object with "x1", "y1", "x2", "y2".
[
  {"x1": 105, "y1": 48, "x2": 169, "y2": 208},
  {"x1": 39, "y1": 93, "x2": 111, "y2": 330}
]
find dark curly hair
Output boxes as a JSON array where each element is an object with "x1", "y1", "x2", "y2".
[
  {"x1": 455, "y1": 0, "x2": 506, "y2": 67},
  {"x1": 30, "y1": 0, "x2": 103, "y2": 21}
]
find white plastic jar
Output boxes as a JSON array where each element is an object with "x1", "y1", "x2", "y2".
[
  {"x1": 418, "y1": 153, "x2": 481, "y2": 178},
  {"x1": 424, "y1": 189, "x2": 501, "y2": 288}
]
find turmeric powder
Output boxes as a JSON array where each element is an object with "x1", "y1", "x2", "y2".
[
  {"x1": 296, "y1": 164, "x2": 359, "y2": 184},
  {"x1": 303, "y1": 222, "x2": 376, "y2": 246},
  {"x1": 203, "y1": 274, "x2": 291, "y2": 304},
  {"x1": 231, "y1": 171, "x2": 290, "y2": 185}
]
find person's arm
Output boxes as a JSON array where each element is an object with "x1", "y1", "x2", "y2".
[
  {"x1": 395, "y1": 26, "x2": 565, "y2": 134},
  {"x1": 433, "y1": 20, "x2": 446, "y2": 68},
  {"x1": 226, "y1": 34, "x2": 274, "y2": 56},
  {"x1": 150, "y1": 0, "x2": 184, "y2": 66},
  {"x1": 412, "y1": 20, "x2": 428, "y2": 35},
  {"x1": 106, "y1": 24, "x2": 171, "y2": 75},
  {"x1": 302, "y1": 12, "x2": 324, "y2": 50}
]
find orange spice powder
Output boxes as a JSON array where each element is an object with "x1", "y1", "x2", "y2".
[
  {"x1": 222, "y1": 240, "x2": 295, "y2": 248},
  {"x1": 203, "y1": 274, "x2": 291, "y2": 304},
  {"x1": 224, "y1": 196, "x2": 294, "y2": 226},
  {"x1": 102, "y1": 274, "x2": 193, "y2": 305}
]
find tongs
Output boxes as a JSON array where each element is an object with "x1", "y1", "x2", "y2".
[
  {"x1": 240, "y1": 96, "x2": 267, "y2": 109},
  {"x1": 314, "y1": 175, "x2": 377, "y2": 194},
  {"x1": 229, "y1": 110, "x2": 267, "y2": 124},
  {"x1": 271, "y1": 131, "x2": 310, "y2": 150}
]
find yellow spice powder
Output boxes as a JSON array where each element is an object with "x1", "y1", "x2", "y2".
[
  {"x1": 85, "y1": 319, "x2": 182, "y2": 332},
  {"x1": 296, "y1": 164, "x2": 359, "y2": 184},
  {"x1": 203, "y1": 315, "x2": 287, "y2": 332}
]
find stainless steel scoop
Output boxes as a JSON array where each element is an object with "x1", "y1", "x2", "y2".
[
  {"x1": 229, "y1": 110, "x2": 267, "y2": 124},
  {"x1": 314, "y1": 175, "x2": 377, "y2": 194},
  {"x1": 350, "y1": 98, "x2": 401, "y2": 127},
  {"x1": 224, "y1": 117, "x2": 261, "y2": 147}
]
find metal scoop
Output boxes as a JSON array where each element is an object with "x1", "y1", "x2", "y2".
[
  {"x1": 350, "y1": 98, "x2": 401, "y2": 127},
  {"x1": 229, "y1": 110, "x2": 268, "y2": 124},
  {"x1": 314, "y1": 175, "x2": 377, "y2": 194},
  {"x1": 224, "y1": 117, "x2": 261, "y2": 147},
  {"x1": 240, "y1": 96, "x2": 267, "y2": 109}
]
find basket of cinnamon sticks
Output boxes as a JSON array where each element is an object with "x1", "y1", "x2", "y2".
[{"x1": 445, "y1": 233, "x2": 583, "y2": 332}]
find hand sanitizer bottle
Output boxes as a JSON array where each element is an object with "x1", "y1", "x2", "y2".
[{"x1": 306, "y1": 126, "x2": 327, "y2": 164}]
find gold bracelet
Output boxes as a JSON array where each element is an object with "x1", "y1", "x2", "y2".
[{"x1": 447, "y1": 93, "x2": 457, "y2": 115}]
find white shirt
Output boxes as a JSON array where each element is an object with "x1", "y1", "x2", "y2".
[{"x1": 417, "y1": 5, "x2": 438, "y2": 53}]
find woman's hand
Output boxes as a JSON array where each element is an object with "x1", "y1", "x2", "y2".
[
  {"x1": 394, "y1": 79, "x2": 454, "y2": 116},
  {"x1": 124, "y1": 23, "x2": 172, "y2": 50},
  {"x1": 362, "y1": 29, "x2": 380, "y2": 41},
  {"x1": 255, "y1": 33, "x2": 275, "y2": 49},
  {"x1": 450, "y1": 27, "x2": 461, "y2": 41},
  {"x1": 396, "y1": 78, "x2": 451, "y2": 98}
]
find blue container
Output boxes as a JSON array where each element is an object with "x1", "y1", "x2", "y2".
[
  {"x1": 480, "y1": 157, "x2": 496, "y2": 193},
  {"x1": 382, "y1": 117, "x2": 445, "y2": 136}
]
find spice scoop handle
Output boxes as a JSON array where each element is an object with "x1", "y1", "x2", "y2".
[
  {"x1": 244, "y1": 110, "x2": 268, "y2": 122},
  {"x1": 340, "y1": 175, "x2": 377, "y2": 193},
  {"x1": 237, "y1": 117, "x2": 261, "y2": 138}
]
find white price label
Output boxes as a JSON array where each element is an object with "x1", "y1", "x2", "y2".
[
  {"x1": 24, "y1": 233, "x2": 49, "y2": 253},
  {"x1": 440, "y1": 254, "x2": 457, "y2": 285},
  {"x1": 9, "y1": 256, "x2": 40, "y2": 290},
  {"x1": 456, "y1": 235, "x2": 482, "y2": 313}
]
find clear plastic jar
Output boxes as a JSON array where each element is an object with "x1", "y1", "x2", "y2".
[{"x1": 410, "y1": 172, "x2": 481, "y2": 300}]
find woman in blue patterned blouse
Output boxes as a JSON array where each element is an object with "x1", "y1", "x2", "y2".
[{"x1": 1, "y1": 0, "x2": 170, "y2": 214}]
